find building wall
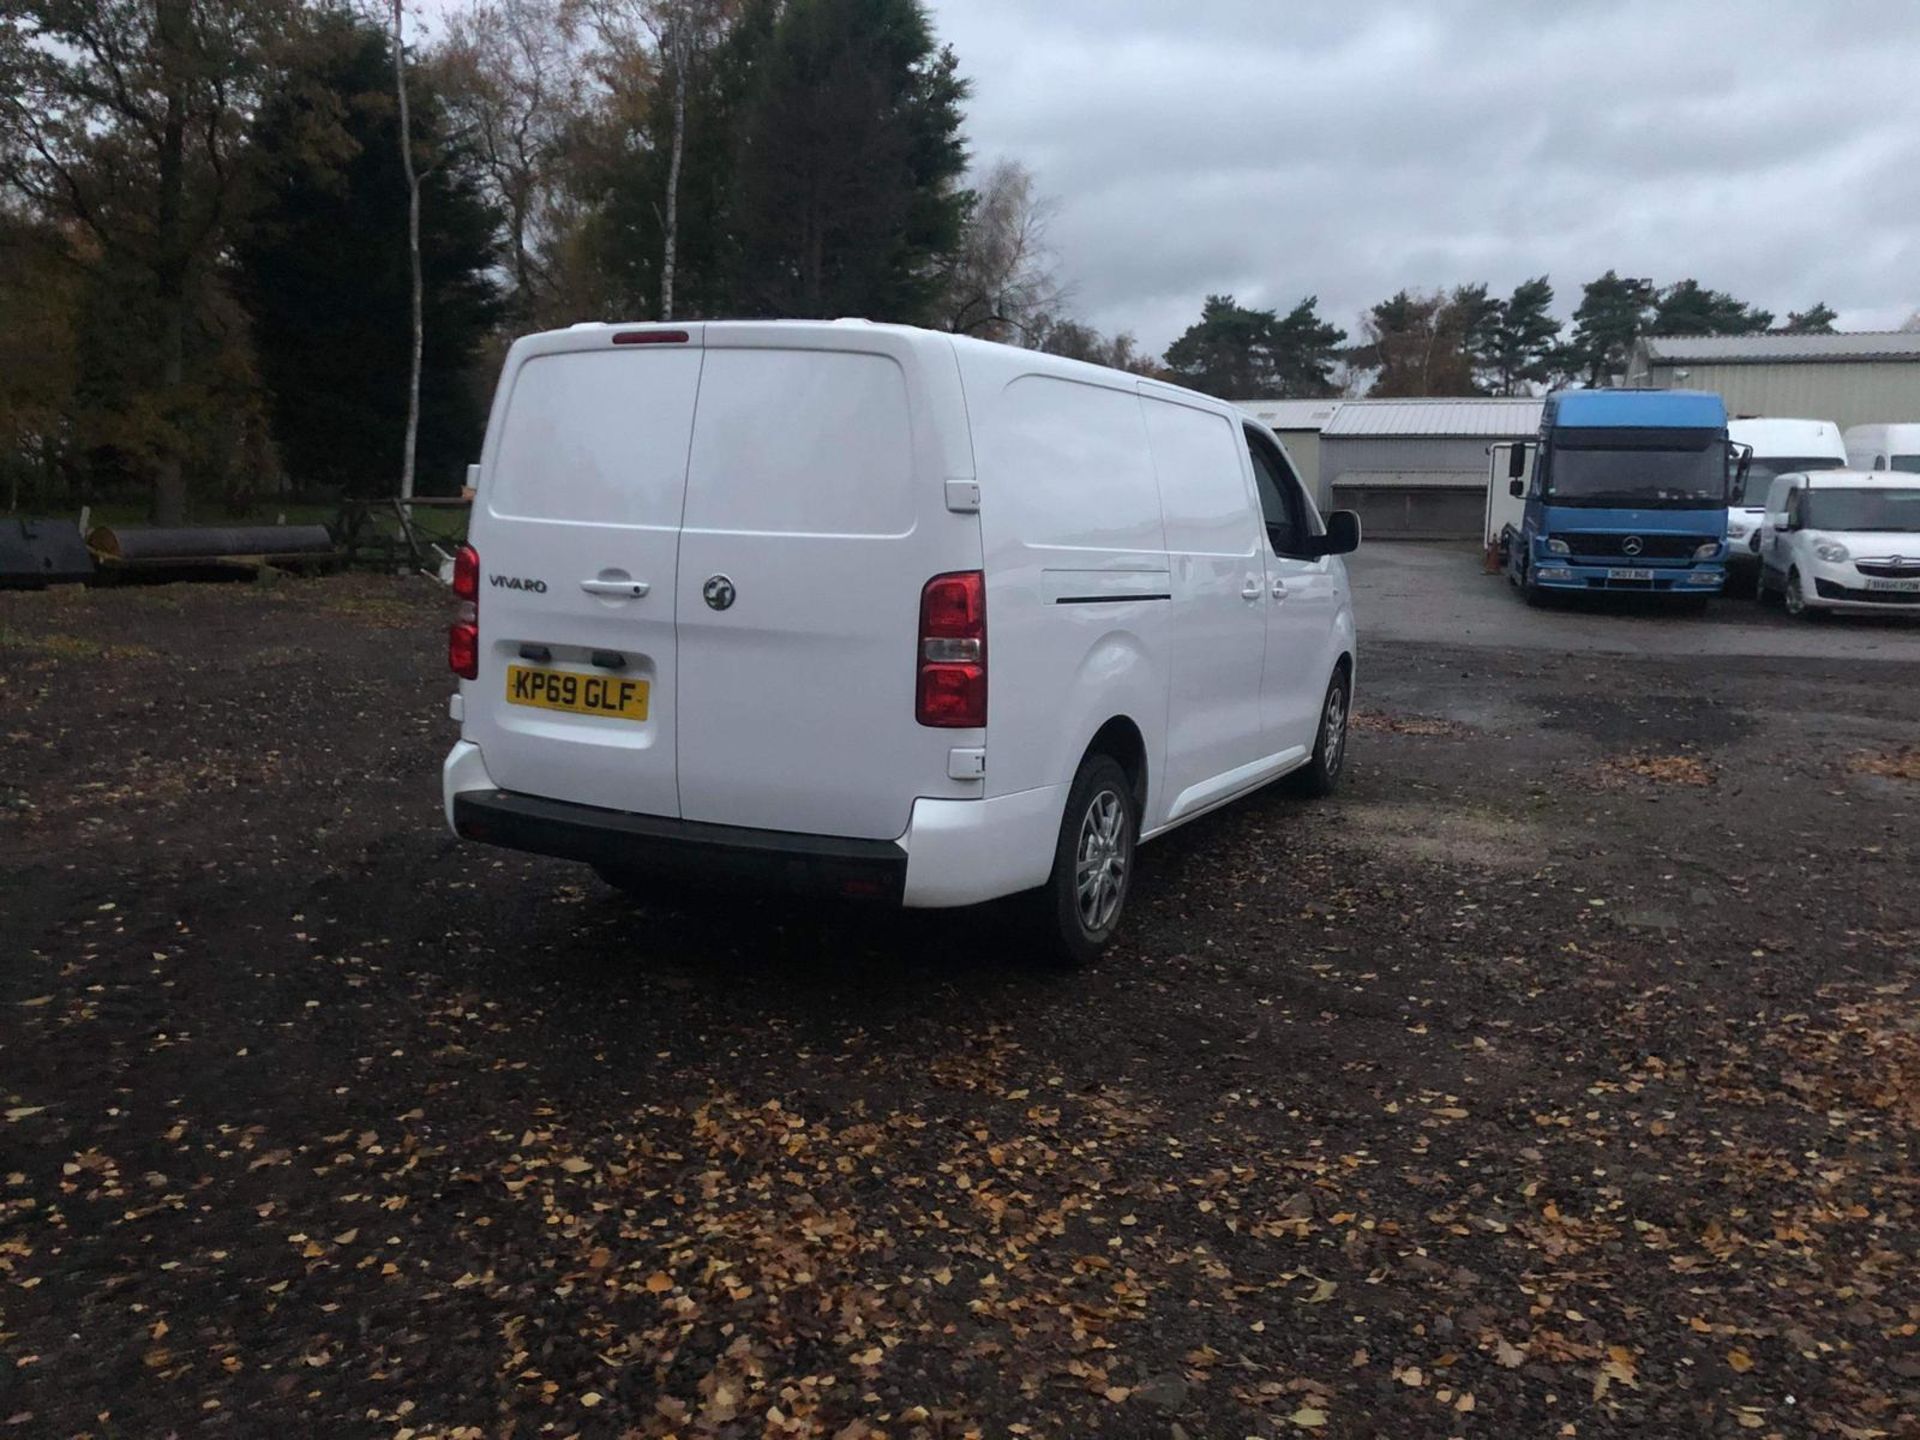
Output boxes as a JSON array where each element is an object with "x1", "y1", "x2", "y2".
[
  {"x1": 1273, "y1": 429, "x2": 1323, "y2": 506},
  {"x1": 1319, "y1": 434, "x2": 1508, "y2": 537},
  {"x1": 1328, "y1": 484, "x2": 1486, "y2": 540},
  {"x1": 1644, "y1": 361, "x2": 1920, "y2": 432}
]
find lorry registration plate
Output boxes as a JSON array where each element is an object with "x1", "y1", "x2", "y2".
[
  {"x1": 1607, "y1": 568, "x2": 1655, "y2": 581},
  {"x1": 1865, "y1": 577, "x2": 1920, "y2": 592}
]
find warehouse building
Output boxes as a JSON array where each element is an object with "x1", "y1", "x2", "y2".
[
  {"x1": 1625, "y1": 332, "x2": 1920, "y2": 432},
  {"x1": 1317, "y1": 398, "x2": 1544, "y2": 539},
  {"x1": 1234, "y1": 398, "x2": 1341, "y2": 504}
]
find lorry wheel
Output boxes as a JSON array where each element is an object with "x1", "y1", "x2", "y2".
[
  {"x1": 1036, "y1": 753, "x2": 1137, "y2": 967},
  {"x1": 1288, "y1": 667, "x2": 1352, "y2": 798},
  {"x1": 1521, "y1": 564, "x2": 1550, "y2": 608}
]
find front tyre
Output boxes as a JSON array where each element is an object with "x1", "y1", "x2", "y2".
[
  {"x1": 1784, "y1": 567, "x2": 1821, "y2": 620},
  {"x1": 1037, "y1": 754, "x2": 1137, "y2": 967},
  {"x1": 1288, "y1": 666, "x2": 1352, "y2": 798}
]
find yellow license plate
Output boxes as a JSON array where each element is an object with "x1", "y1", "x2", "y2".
[{"x1": 505, "y1": 665, "x2": 649, "y2": 722}]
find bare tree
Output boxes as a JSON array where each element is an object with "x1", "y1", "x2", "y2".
[
  {"x1": 0, "y1": 0, "x2": 294, "y2": 522},
  {"x1": 573, "y1": 0, "x2": 731, "y2": 321},
  {"x1": 388, "y1": 0, "x2": 426, "y2": 501},
  {"x1": 434, "y1": 0, "x2": 581, "y2": 324},
  {"x1": 942, "y1": 159, "x2": 1064, "y2": 344}
]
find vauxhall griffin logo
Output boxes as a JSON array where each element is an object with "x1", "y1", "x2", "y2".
[
  {"x1": 489, "y1": 574, "x2": 547, "y2": 593},
  {"x1": 703, "y1": 574, "x2": 737, "y2": 611}
]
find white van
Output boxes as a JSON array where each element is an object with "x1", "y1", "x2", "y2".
[
  {"x1": 1726, "y1": 418, "x2": 1846, "y2": 575},
  {"x1": 441, "y1": 320, "x2": 1360, "y2": 962},
  {"x1": 1842, "y1": 423, "x2": 1920, "y2": 475},
  {"x1": 1754, "y1": 469, "x2": 1920, "y2": 617}
]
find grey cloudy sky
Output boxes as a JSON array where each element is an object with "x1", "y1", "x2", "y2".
[{"x1": 924, "y1": 0, "x2": 1920, "y2": 351}]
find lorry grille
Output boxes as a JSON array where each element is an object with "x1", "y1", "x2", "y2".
[{"x1": 1558, "y1": 532, "x2": 1712, "y2": 560}]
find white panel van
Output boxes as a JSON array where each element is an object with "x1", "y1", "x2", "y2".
[
  {"x1": 1842, "y1": 424, "x2": 1920, "y2": 476},
  {"x1": 1726, "y1": 418, "x2": 1846, "y2": 578},
  {"x1": 443, "y1": 321, "x2": 1360, "y2": 962}
]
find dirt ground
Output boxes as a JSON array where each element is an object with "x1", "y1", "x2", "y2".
[{"x1": 3, "y1": 566, "x2": 1918, "y2": 1440}]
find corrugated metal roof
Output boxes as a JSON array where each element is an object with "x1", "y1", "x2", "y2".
[
  {"x1": 1233, "y1": 399, "x2": 1343, "y2": 431},
  {"x1": 1321, "y1": 397, "x2": 1545, "y2": 439},
  {"x1": 1641, "y1": 331, "x2": 1920, "y2": 364}
]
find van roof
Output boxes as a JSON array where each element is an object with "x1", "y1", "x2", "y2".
[
  {"x1": 1794, "y1": 469, "x2": 1920, "y2": 489},
  {"x1": 525, "y1": 320, "x2": 1233, "y2": 413},
  {"x1": 1546, "y1": 388, "x2": 1726, "y2": 429}
]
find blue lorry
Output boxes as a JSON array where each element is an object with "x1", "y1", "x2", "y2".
[{"x1": 1502, "y1": 389, "x2": 1738, "y2": 609}]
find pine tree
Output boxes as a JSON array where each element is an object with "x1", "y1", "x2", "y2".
[
  {"x1": 1483, "y1": 276, "x2": 1560, "y2": 395},
  {"x1": 1652, "y1": 279, "x2": 1772, "y2": 336},
  {"x1": 237, "y1": 12, "x2": 501, "y2": 498},
  {"x1": 728, "y1": 0, "x2": 969, "y2": 322},
  {"x1": 1566, "y1": 271, "x2": 1656, "y2": 386},
  {"x1": 1163, "y1": 295, "x2": 1344, "y2": 399}
]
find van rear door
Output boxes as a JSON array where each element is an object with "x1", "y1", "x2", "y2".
[
  {"x1": 674, "y1": 331, "x2": 976, "y2": 840},
  {"x1": 464, "y1": 328, "x2": 702, "y2": 819}
]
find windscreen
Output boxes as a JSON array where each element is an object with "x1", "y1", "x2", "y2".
[
  {"x1": 1735, "y1": 455, "x2": 1844, "y2": 506},
  {"x1": 1803, "y1": 487, "x2": 1920, "y2": 532},
  {"x1": 1546, "y1": 426, "x2": 1726, "y2": 508}
]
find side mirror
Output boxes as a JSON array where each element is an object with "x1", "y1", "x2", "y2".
[
  {"x1": 1507, "y1": 444, "x2": 1529, "y2": 480},
  {"x1": 1310, "y1": 510, "x2": 1361, "y2": 556},
  {"x1": 1508, "y1": 478, "x2": 1525, "y2": 499}
]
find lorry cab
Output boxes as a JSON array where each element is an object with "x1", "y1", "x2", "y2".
[
  {"x1": 1725, "y1": 417, "x2": 1847, "y2": 573},
  {"x1": 443, "y1": 320, "x2": 1361, "y2": 963},
  {"x1": 1505, "y1": 389, "x2": 1731, "y2": 608}
]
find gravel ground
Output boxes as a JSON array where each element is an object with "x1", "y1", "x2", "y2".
[{"x1": 2, "y1": 567, "x2": 1918, "y2": 1440}]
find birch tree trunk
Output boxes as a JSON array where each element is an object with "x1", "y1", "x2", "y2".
[
  {"x1": 152, "y1": 0, "x2": 191, "y2": 525},
  {"x1": 660, "y1": 14, "x2": 684, "y2": 322},
  {"x1": 393, "y1": 0, "x2": 424, "y2": 503}
]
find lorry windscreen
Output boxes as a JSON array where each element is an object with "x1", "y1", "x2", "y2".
[
  {"x1": 1735, "y1": 456, "x2": 1843, "y2": 506},
  {"x1": 1546, "y1": 427, "x2": 1726, "y2": 508}
]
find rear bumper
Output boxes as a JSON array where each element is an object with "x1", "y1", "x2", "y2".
[
  {"x1": 442, "y1": 741, "x2": 1062, "y2": 909},
  {"x1": 453, "y1": 787, "x2": 910, "y2": 901}
]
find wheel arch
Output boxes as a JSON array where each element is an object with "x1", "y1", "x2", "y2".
[{"x1": 1080, "y1": 714, "x2": 1149, "y2": 817}]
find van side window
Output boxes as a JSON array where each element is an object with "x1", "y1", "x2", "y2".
[
  {"x1": 1245, "y1": 429, "x2": 1309, "y2": 557},
  {"x1": 1875, "y1": 455, "x2": 1888, "y2": 471},
  {"x1": 1784, "y1": 488, "x2": 1804, "y2": 527}
]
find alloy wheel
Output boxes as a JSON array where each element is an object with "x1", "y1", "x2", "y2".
[{"x1": 1074, "y1": 788, "x2": 1129, "y2": 933}]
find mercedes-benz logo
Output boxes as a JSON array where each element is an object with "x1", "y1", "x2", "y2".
[
  {"x1": 702, "y1": 574, "x2": 736, "y2": 611},
  {"x1": 1622, "y1": 535, "x2": 1644, "y2": 557}
]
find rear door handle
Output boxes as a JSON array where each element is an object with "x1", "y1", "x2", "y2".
[
  {"x1": 581, "y1": 578, "x2": 649, "y2": 598},
  {"x1": 1271, "y1": 577, "x2": 1289, "y2": 599},
  {"x1": 1241, "y1": 577, "x2": 1263, "y2": 601}
]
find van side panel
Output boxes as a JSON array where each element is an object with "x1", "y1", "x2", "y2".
[
  {"x1": 1137, "y1": 392, "x2": 1270, "y2": 825},
  {"x1": 673, "y1": 332, "x2": 982, "y2": 840},
  {"x1": 960, "y1": 357, "x2": 1171, "y2": 817}
]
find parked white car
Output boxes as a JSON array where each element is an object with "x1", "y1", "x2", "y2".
[
  {"x1": 1842, "y1": 422, "x2": 1920, "y2": 475},
  {"x1": 1726, "y1": 418, "x2": 1846, "y2": 579},
  {"x1": 442, "y1": 320, "x2": 1360, "y2": 962},
  {"x1": 1755, "y1": 470, "x2": 1920, "y2": 618}
]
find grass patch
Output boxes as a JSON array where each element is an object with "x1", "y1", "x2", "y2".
[{"x1": 0, "y1": 626, "x2": 155, "y2": 662}]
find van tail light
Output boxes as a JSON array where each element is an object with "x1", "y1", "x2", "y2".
[
  {"x1": 916, "y1": 570, "x2": 986, "y2": 727},
  {"x1": 449, "y1": 543, "x2": 480, "y2": 680}
]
